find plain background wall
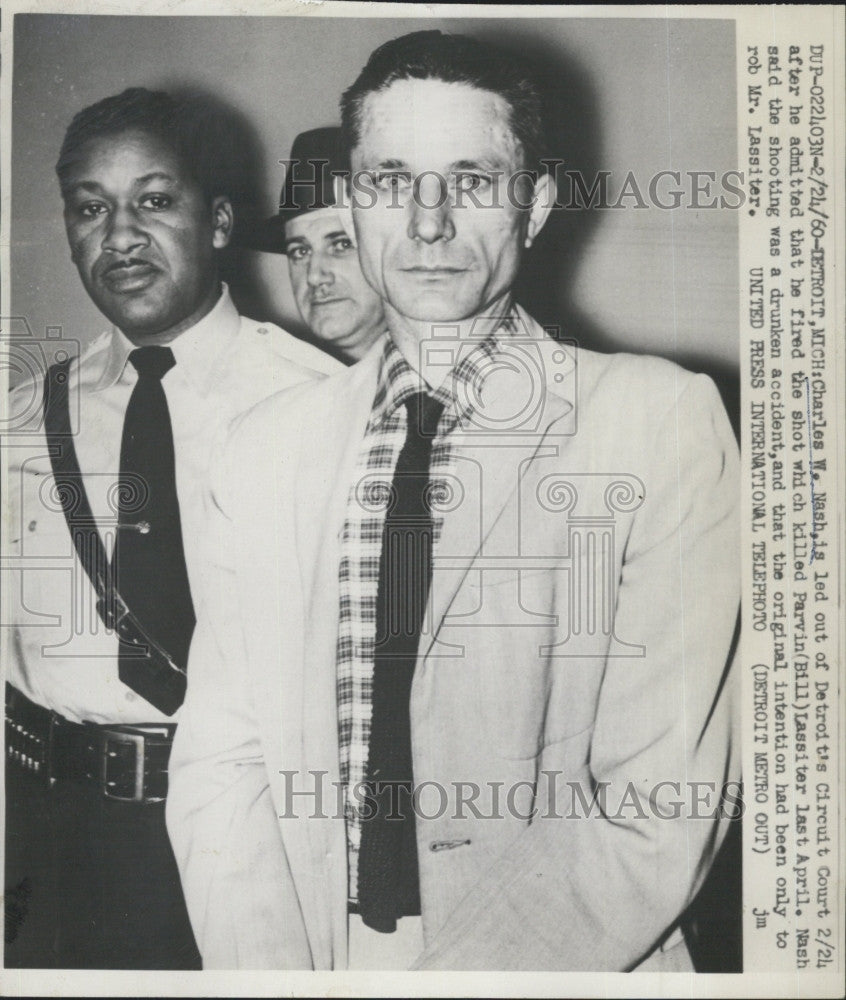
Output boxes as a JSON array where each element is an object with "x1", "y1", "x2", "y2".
[{"x1": 11, "y1": 13, "x2": 738, "y2": 410}]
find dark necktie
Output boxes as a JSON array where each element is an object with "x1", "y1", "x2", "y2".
[
  {"x1": 358, "y1": 390, "x2": 446, "y2": 933},
  {"x1": 115, "y1": 346, "x2": 195, "y2": 709}
]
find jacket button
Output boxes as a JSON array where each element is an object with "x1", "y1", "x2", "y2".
[{"x1": 429, "y1": 838, "x2": 471, "y2": 852}]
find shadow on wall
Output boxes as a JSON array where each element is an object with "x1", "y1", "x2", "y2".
[
  {"x1": 160, "y1": 84, "x2": 275, "y2": 330},
  {"x1": 482, "y1": 30, "x2": 740, "y2": 442}
]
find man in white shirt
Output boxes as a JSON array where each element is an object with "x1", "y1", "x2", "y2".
[
  {"x1": 3, "y1": 86, "x2": 338, "y2": 969},
  {"x1": 247, "y1": 126, "x2": 385, "y2": 365}
]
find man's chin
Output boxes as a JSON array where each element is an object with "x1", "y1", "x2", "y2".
[
  {"x1": 395, "y1": 302, "x2": 476, "y2": 323},
  {"x1": 382, "y1": 276, "x2": 481, "y2": 322},
  {"x1": 100, "y1": 299, "x2": 186, "y2": 343},
  {"x1": 387, "y1": 297, "x2": 477, "y2": 326},
  {"x1": 310, "y1": 320, "x2": 354, "y2": 346},
  {"x1": 95, "y1": 286, "x2": 157, "y2": 321}
]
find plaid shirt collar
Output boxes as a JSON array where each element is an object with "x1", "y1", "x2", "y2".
[{"x1": 369, "y1": 310, "x2": 521, "y2": 435}]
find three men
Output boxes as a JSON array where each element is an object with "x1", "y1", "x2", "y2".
[
  {"x1": 168, "y1": 31, "x2": 740, "y2": 971},
  {"x1": 247, "y1": 126, "x2": 385, "y2": 364},
  {"x1": 4, "y1": 87, "x2": 338, "y2": 968}
]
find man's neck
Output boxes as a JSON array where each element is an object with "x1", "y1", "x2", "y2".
[{"x1": 385, "y1": 293, "x2": 513, "y2": 393}]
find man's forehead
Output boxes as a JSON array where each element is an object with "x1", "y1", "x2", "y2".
[
  {"x1": 353, "y1": 77, "x2": 520, "y2": 168},
  {"x1": 62, "y1": 127, "x2": 186, "y2": 185},
  {"x1": 284, "y1": 206, "x2": 352, "y2": 243}
]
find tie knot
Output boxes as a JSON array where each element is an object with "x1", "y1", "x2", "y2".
[
  {"x1": 404, "y1": 391, "x2": 445, "y2": 440},
  {"x1": 128, "y1": 346, "x2": 176, "y2": 381}
]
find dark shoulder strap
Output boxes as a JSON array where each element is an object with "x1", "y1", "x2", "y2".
[
  {"x1": 41, "y1": 359, "x2": 186, "y2": 715},
  {"x1": 42, "y1": 358, "x2": 112, "y2": 600}
]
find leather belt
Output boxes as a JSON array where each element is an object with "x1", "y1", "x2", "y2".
[{"x1": 5, "y1": 684, "x2": 173, "y2": 804}]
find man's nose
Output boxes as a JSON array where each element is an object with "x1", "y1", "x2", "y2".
[
  {"x1": 101, "y1": 205, "x2": 150, "y2": 255},
  {"x1": 306, "y1": 252, "x2": 333, "y2": 288},
  {"x1": 408, "y1": 174, "x2": 455, "y2": 244}
]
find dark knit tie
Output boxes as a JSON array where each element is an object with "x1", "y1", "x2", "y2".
[
  {"x1": 358, "y1": 391, "x2": 446, "y2": 933},
  {"x1": 115, "y1": 346, "x2": 195, "y2": 709}
]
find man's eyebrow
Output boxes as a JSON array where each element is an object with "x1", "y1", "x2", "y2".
[
  {"x1": 450, "y1": 158, "x2": 508, "y2": 172},
  {"x1": 63, "y1": 180, "x2": 106, "y2": 196},
  {"x1": 360, "y1": 157, "x2": 511, "y2": 174},
  {"x1": 283, "y1": 235, "x2": 309, "y2": 250},
  {"x1": 324, "y1": 230, "x2": 352, "y2": 241},
  {"x1": 368, "y1": 159, "x2": 410, "y2": 172},
  {"x1": 135, "y1": 171, "x2": 179, "y2": 186},
  {"x1": 63, "y1": 171, "x2": 179, "y2": 195}
]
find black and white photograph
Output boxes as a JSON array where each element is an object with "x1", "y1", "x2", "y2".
[{"x1": 1, "y1": 3, "x2": 842, "y2": 997}]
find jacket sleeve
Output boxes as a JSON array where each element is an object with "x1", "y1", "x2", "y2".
[
  {"x1": 165, "y1": 421, "x2": 312, "y2": 969},
  {"x1": 413, "y1": 373, "x2": 741, "y2": 971}
]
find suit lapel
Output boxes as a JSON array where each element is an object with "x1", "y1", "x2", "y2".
[{"x1": 420, "y1": 316, "x2": 576, "y2": 660}]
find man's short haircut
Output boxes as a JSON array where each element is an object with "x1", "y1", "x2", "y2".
[
  {"x1": 340, "y1": 30, "x2": 547, "y2": 175},
  {"x1": 55, "y1": 87, "x2": 236, "y2": 204}
]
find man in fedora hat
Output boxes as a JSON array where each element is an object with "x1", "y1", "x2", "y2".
[{"x1": 248, "y1": 126, "x2": 385, "y2": 365}]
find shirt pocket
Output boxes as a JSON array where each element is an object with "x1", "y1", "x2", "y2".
[
  {"x1": 13, "y1": 469, "x2": 95, "y2": 633},
  {"x1": 19, "y1": 520, "x2": 77, "y2": 628}
]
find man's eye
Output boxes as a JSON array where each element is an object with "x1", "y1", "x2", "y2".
[
  {"x1": 453, "y1": 173, "x2": 491, "y2": 193},
  {"x1": 77, "y1": 202, "x2": 108, "y2": 219},
  {"x1": 287, "y1": 246, "x2": 310, "y2": 262},
  {"x1": 141, "y1": 194, "x2": 173, "y2": 210},
  {"x1": 375, "y1": 171, "x2": 412, "y2": 192},
  {"x1": 330, "y1": 237, "x2": 355, "y2": 255}
]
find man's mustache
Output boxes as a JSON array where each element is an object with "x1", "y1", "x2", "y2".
[{"x1": 98, "y1": 255, "x2": 159, "y2": 276}]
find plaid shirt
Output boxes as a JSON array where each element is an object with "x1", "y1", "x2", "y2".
[{"x1": 337, "y1": 317, "x2": 516, "y2": 903}]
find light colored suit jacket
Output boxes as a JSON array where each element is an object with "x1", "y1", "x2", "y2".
[{"x1": 167, "y1": 306, "x2": 740, "y2": 971}]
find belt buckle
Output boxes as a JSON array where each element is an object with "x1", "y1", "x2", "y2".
[{"x1": 101, "y1": 727, "x2": 156, "y2": 804}]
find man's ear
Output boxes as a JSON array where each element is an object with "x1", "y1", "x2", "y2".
[
  {"x1": 524, "y1": 171, "x2": 557, "y2": 249},
  {"x1": 211, "y1": 196, "x2": 234, "y2": 250}
]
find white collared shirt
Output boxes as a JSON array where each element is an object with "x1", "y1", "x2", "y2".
[{"x1": 5, "y1": 285, "x2": 340, "y2": 724}]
